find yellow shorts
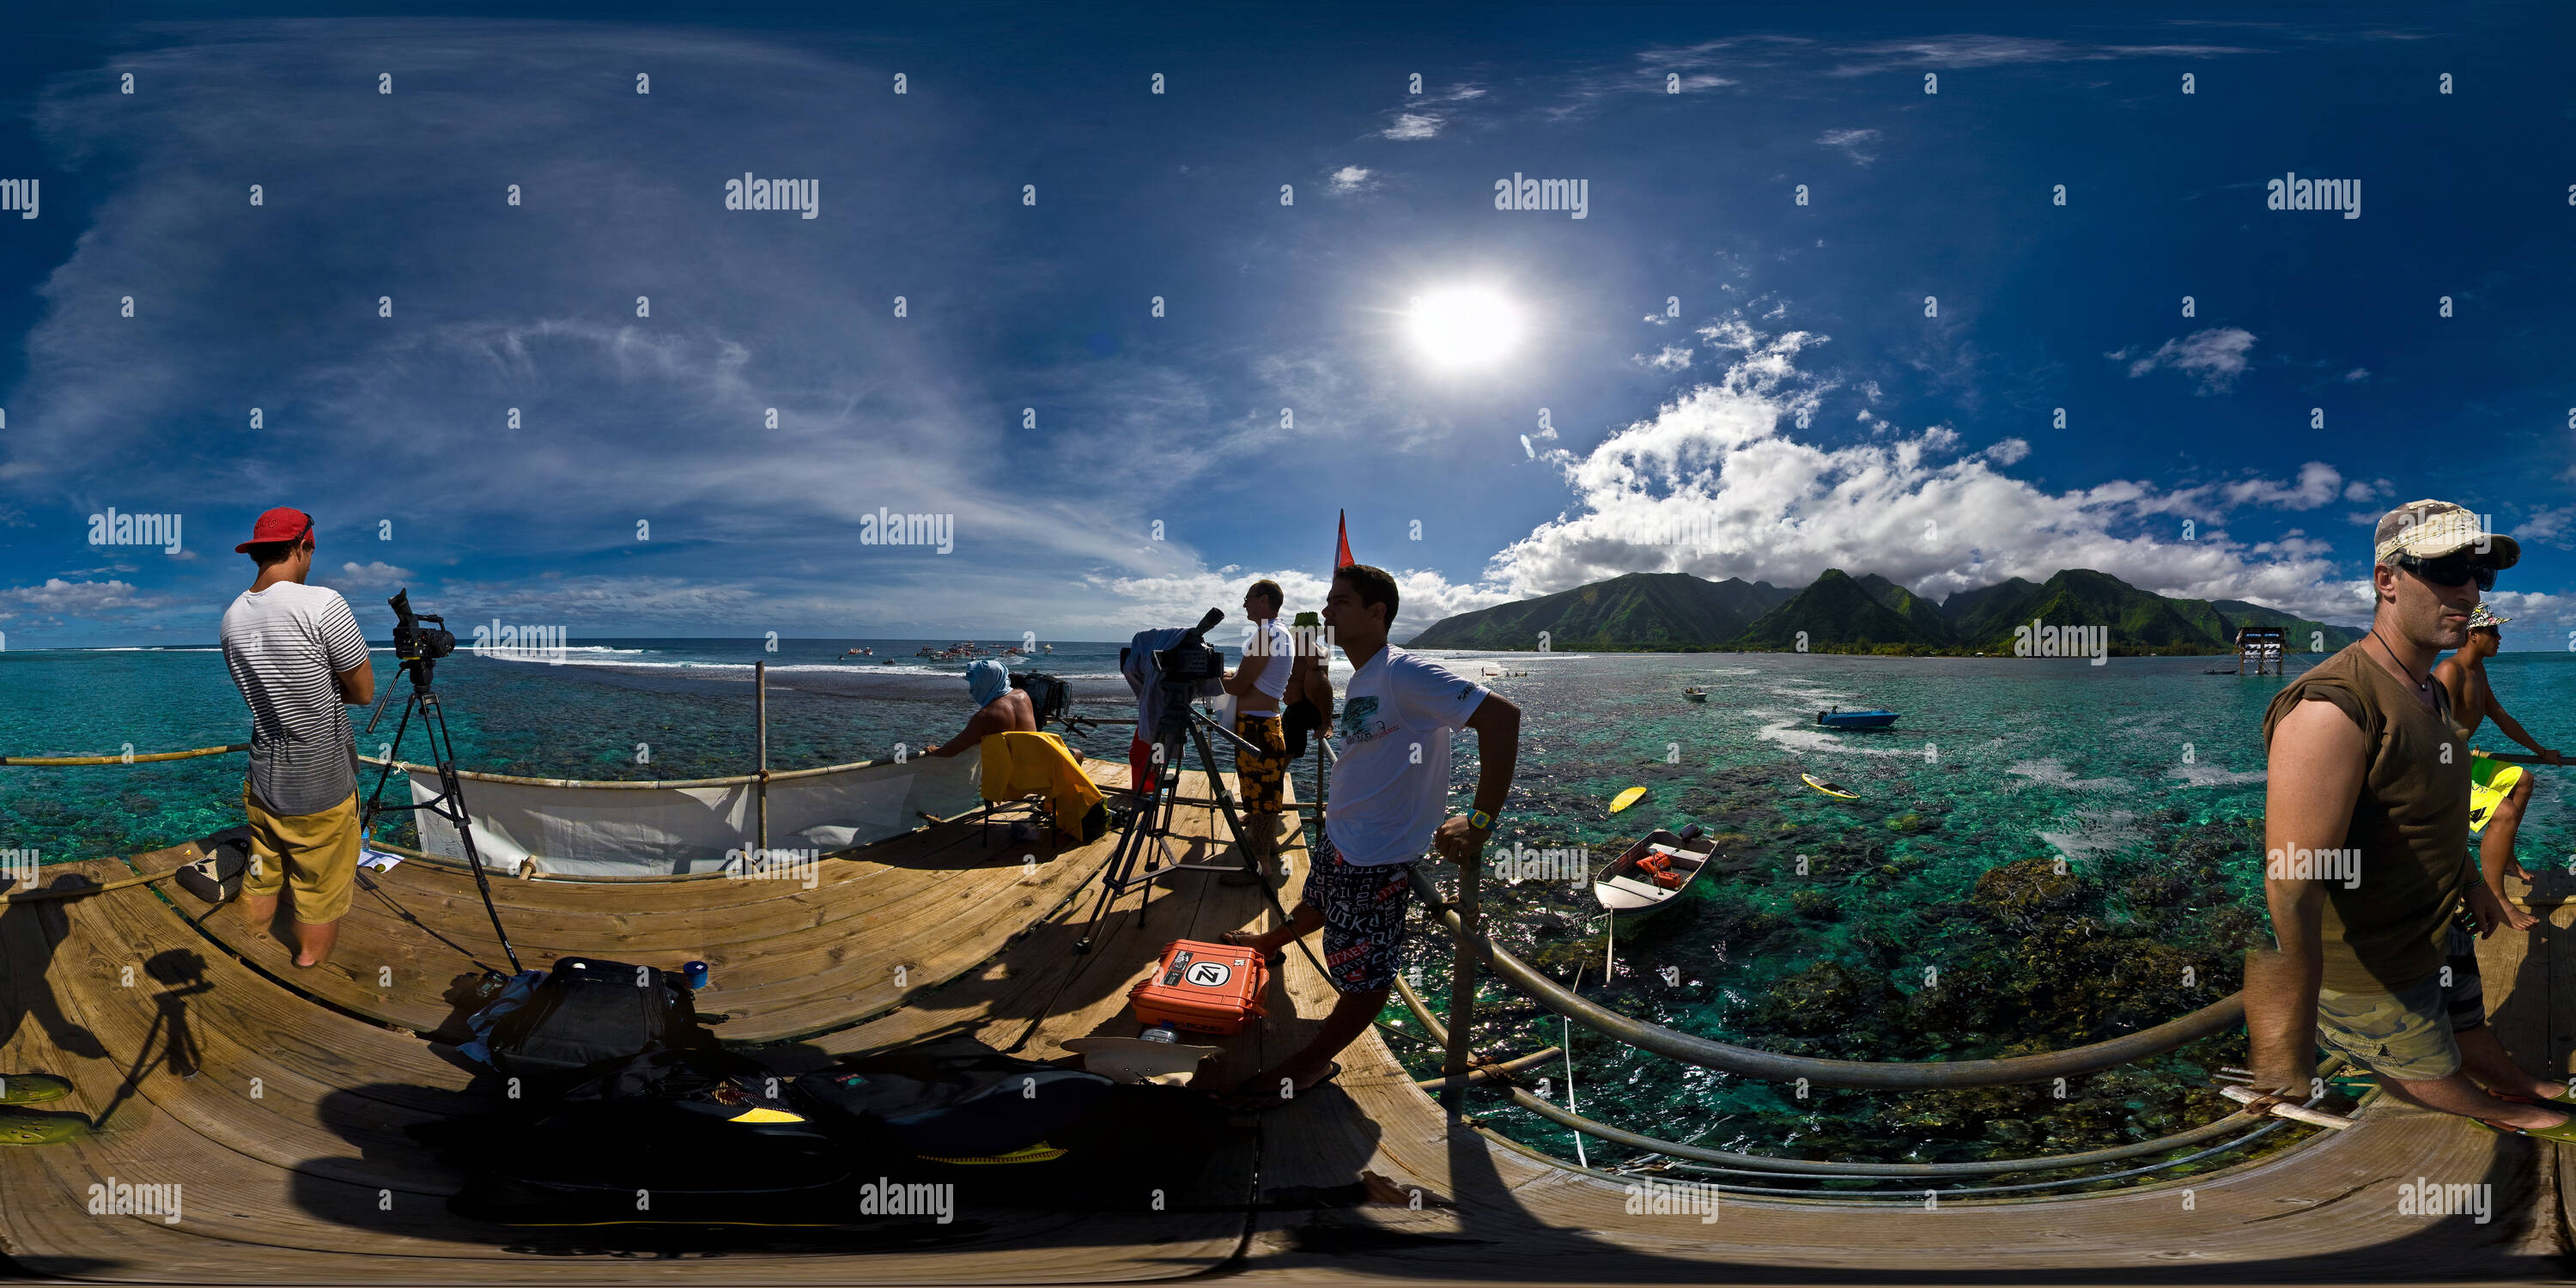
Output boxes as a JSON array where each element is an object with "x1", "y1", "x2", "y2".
[{"x1": 240, "y1": 787, "x2": 361, "y2": 924}]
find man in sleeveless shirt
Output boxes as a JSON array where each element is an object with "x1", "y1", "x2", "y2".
[
  {"x1": 1218, "y1": 580, "x2": 1297, "y2": 884},
  {"x1": 2251, "y1": 500, "x2": 2572, "y2": 1138}
]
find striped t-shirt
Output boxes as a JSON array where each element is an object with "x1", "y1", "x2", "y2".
[{"x1": 220, "y1": 580, "x2": 372, "y2": 817}]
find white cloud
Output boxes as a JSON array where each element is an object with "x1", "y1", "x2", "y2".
[
  {"x1": 1461, "y1": 321, "x2": 2370, "y2": 623},
  {"x1": 2343, "y1": 367, "x2": 2370, "y2": 381},
  {"x1": 1381, "y1": 113, "x2": 1441, "y2": 140},
  {"x1": 1095, "y1": 565, "x2": 1513, "y2": 643},
  {"x1": 0, "y1": 577, "x2": 166, "y2": 617},
  {"x1": 2114, "y1": 327, "x2": 2257, "y2": 393},
  {"x1": 324, "y1": 561, "x2": 417, "y2": 590},
  {"x1": 1327, "y1": 165, "x2": 1375, "y2": 194},
  {"x1": 2518, "y1": 505, "x2": 2576, "y2": 550},
  {"x1": 1817, "y1": 127, "x2": 1880, "y2": 165},
  {"x1": 2224, "y1": 462, "x2": 2342, "y2": 511},
  {"x1": 1822, "y1": 36, "x2": 2263, "y2": 77},
  {"x1": 2485, "y1": 591, "x2": 2571, "y2": 630},
  {"x1": 1636, "y1": 345, "x2": 1693, "y2": 372}
]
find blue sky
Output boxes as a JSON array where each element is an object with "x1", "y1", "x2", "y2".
[{"x1": 2, "y1": 3, "x2": 2571, "y2": 647}]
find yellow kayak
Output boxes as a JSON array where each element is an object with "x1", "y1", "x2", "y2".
[
  {"x1": 1801, "y1": 772, "x2": 1859, "y2": 800},
  {"x1": 1608, "y1": 786, "x2": 1649, "y2": 814}
]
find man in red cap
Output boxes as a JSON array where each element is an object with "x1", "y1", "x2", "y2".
[{"x1": 218, "y1": 508, "x2": 375, "y2": 968}]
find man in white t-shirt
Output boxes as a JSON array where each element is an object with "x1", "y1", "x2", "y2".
[
  {"x1": 1218, "y1": 579, "x2": 1297, "y2": 884},
  {"x1": 218, "y1": 507, "x2": 376, "y2": 969},
  {"x1": 1221, "y1": 563, "x2": 1520, "y2": 1109}
]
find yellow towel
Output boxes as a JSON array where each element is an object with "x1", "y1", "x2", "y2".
[{"x1": 979, "y1": 731, "x2": 1109, "y2": 843}]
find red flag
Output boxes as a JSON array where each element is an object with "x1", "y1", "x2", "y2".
[{"x1": 1334, "y1": 509, "x2": 1354, "y2": 569}]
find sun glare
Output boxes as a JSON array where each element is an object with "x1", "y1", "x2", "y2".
[{"x1": 1406, "y1": 287, "x2": 1522, "y2": 369}]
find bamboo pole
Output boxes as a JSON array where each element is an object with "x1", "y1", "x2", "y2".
[{"x1": 756, "y1": 660, "x2": 769, "y2": 857}]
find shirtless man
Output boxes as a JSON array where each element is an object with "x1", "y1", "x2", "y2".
[
  {"x1": 925, "y1": 659, "x2": 1036, "y2": 757},
  {"x1": 2434, "y1": 604, "x2": 2567, "y2": 932}
]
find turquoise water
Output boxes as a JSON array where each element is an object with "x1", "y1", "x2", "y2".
[
  {"x1": 1394, "y1": 648, "x2": 2576, "y2": 1177},
  {"x1": 7, "y1": 641, "x2": 2570, "y2": 1174}
]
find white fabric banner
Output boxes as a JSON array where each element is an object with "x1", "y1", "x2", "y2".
[{"x1": 410, "y1": 751, "x2": 983, "y2": 876}]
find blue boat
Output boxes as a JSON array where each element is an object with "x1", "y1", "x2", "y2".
[{"x1": 1816, "y1": 707, "x2": 1899, "y2": 730}]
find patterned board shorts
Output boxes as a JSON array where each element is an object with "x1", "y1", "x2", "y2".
[
  {"x1": 1301, "y1": 832, "x2": 1413, "y2": 994},
  {"x1": 1233, "y1": 714, "x2": 1288, "y2": 815},
  {"x1": 2312, "y1": 924, "x2": 2486, "y2": 1082}
]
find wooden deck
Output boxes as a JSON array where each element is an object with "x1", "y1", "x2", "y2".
[{"x1": 3, "y1": 760, "x2": 2573, "y2": 1283}]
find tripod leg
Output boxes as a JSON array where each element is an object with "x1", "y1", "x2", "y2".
[
  {"x1": 1191, "y1": 721, "x2": 1254, "y2": 873},
  {"x1": 421, "y1": 691, "x2": 522, "y2": 974}
]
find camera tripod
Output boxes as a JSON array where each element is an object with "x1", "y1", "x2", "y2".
[
  {"x1": 358, "y1": 645, "x2": 522, "y2": 974},
  {"x1": 1070, "y1": 696, "x2": 1266, "y2": 955}
]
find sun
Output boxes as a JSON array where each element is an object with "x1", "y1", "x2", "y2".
[{"x1": 1406, "y1": 287, "x2": 1522, "y2": 369}]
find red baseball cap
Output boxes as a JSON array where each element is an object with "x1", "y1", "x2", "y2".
[{"x1": 234, "y1": 507, "x2": 315, "y2": 554}]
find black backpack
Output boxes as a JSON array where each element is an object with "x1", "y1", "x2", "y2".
[{"x1": 483, "y1": 957, "x2": 708, "y2": 1078}]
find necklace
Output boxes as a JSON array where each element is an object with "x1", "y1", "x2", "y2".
[{"x1": 2367, "y1": 630, "x2": 2432, "y2": 696}]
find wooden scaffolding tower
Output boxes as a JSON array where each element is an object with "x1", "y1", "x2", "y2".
[{"x1": 2237, "y1": 626, "x2": 2286, "y2": 676}]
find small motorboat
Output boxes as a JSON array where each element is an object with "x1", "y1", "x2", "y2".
[
  {"x1": 1816, "y1": 707, "x2": 1899, "y2": 729},
  {"x1": 1683, "y1": 686, "x2": 1708, "y2": 702},
  {"x1": 1594, "y1": 825, "x2": 1717, "y2": 914}
]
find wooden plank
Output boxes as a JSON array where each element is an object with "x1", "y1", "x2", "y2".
[{"x1": 132, "y1": 782, "x2": 1145, "y2": 1041}]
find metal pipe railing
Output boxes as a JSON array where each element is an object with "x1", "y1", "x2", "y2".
[
  {"x1": 1391, "y1": 950, "x2": 2336, "y2": 1184},
  {"x1": 1407, "y1": 867, "x2": 2243, "y2": 1090}
]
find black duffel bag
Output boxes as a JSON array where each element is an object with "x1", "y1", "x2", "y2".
[
  {"x1": 791, "y1": 1035, "x2": 1115, "y2": 1160},
  {"x1": 446, "y1": 1046, "x2": 849, "y2": 1226}
]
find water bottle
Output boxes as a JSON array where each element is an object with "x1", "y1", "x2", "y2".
[{"x1": 682, "y1": 960, "x2": 710, "y2": 989}]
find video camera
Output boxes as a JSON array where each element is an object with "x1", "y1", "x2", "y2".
[
  {"x1": 1151, "y1": 608, "x2": 1226, "y2": 683},
  {"x1": 387, "y1": 589, "x2": 454, "y2": 682}
]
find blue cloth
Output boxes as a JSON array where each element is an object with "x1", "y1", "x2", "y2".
[
  {"x1": 967, "y1": 659, "x2": 1010, "y2": 708},
  {"x1": 457, "y1": 969, "x2": 547, "y2": 1066}
]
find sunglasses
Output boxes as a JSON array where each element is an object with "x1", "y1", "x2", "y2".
[{"x1": 2395, "y1": 552, "x2": 2498, "y2": 592}]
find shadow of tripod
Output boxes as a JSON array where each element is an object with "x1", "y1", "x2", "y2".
[{"x1": 90, "y1": 949, "x2": 215, "y2": 1130}]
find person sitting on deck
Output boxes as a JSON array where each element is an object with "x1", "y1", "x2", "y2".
[
  {"x1": 1220, "y1": 563, "x2": 1521, "y2": 1111},
  {"x1": 923, "y1": 659, "x2": 1036, "y2": 757},
  {"x1": 218, "y1": 507, "x2": 375, "y2": 969},
  {"x1": 2433, "y1": 603, "x2": 2565, "y2": 933},
  {"x1": 2248, "y1": 500, "x2": 2573, "y2": 1139}
]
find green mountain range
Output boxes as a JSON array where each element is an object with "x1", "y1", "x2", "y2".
[
  {"x1": 1404, "y1": 568, "x2": 2365, "y2": 656},
  {"x1": 1404, "y1": 571, "x2": 1793, "y2": 651}
]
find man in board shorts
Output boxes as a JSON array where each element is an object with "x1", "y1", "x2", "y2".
[
  {"x1": 1218, "y1": 579, "x2": 1296, "y2": 885},
  {"x1": 2433, "y1": 603, "x2": 2566, "y2": 933},
  {"x1": 1219, "y1": 563, "x2": 1521, "y2": 1109}
]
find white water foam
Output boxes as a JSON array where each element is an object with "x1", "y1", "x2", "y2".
[{"x1": 2005, "y1": 758, "x2": 2132, "y2": 793}]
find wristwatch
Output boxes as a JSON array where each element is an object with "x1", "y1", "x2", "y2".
[{"x1": 1467, "y1": 809, "x2": 1495, "y2": 831}]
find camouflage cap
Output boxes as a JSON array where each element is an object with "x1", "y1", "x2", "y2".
[{"x1": 2372, "y1": 499, "x2": 2518, "y2": 569}]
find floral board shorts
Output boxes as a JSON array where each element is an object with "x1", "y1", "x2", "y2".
[
  {"x1": 1232, "y1": 714, "x2": 1288, "y2": 815},
  {"x1": 2312, "y1": 924, "x2": 2486, "y2": 1082},
  {"x1": 1301, "y1": 832, "x2": 1413, "y2": 994}
]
